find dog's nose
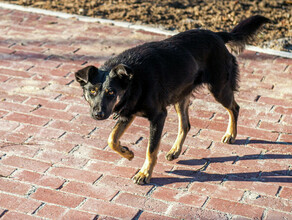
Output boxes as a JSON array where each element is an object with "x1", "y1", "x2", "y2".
[{"x1": 93, "y1": 111, "x2": 105, "y2": 119}]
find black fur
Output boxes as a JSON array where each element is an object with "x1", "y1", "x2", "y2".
[
  {"x1": 85, "y1": 16, "x2": 268, "y2": 120},
  {"x1": 75, "y1": 15, "x2": 270, "y2": 184},
  {"x1": 217, "y1": 15, "x2": 271, "y2": 53}
]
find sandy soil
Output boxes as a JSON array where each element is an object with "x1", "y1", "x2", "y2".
[{"x1": 2, "y1": 0, "x2": 292, "y2": 52}]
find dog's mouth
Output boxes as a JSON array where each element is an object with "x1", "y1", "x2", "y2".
[
  {"x1": 92, "y1": 115, "x2": 105, "y2": 120},
  {"x1": 91, "y1": 111, "x2": 110, "y2": 120}
]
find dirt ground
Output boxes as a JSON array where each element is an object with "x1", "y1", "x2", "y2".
[{"x1": 2, "y1": 0, "x2": 292, "y2": 52}]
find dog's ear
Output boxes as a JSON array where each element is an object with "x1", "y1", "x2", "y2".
[
  {"x1": 75, "y1": 66, "x2": 98, "y2": 86},
  {"x1": 112, "y1": 64, "x2": 133, "y2": 86}
]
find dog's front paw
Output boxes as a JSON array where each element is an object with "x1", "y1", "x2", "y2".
[
  {"x1": 165, "y1": 148, "x2": 181, "y2": 161},
  {"x1": 133, "y1": 170, "x2": 151, "y2": 185},
  {"x1": 120, "y1": 146, "x2": 134, "y2": 161},
  {"x1": 221, "y1": 133, "x2": 236, "y2": 144}
]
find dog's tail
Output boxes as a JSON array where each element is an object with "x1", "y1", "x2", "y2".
[{"x1": 217, "y1": 15, "x2": 271, "y2": 53}]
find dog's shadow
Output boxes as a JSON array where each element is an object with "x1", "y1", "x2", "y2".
[
  {"x1": 236, "y1": 139, "x2": 292, "y2": 146},
  {"x1": 151, "y1": 139, "x2": 292, "y2": 186}
]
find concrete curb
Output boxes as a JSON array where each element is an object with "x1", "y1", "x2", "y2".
[{"x1": 0, "y1": 1, "x2": 291, "y2": 59}]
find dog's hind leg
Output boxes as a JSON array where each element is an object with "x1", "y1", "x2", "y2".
[
  {"x1": 166, "y1": 96, "x2": 191, "y2": 161},
  {"x1": 133, "y1": 110, "x2": 167, "y2": 184},
  {"x1": 221, "y1": 99, "x2": 240, "y2": 144},
  {"x1": 210, "y1": 85, "x2": 240, "y2": 144},
  {"x1": 108, "y1": 116, "x2": 135, "y2": 160}
]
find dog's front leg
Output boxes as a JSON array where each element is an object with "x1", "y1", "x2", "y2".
[
  {"x1": 133, "y1": 110, "x2": 167, "y2": 185},
  {"x1": 108, "y1": 116, "x2": 135, "y2": 160}
]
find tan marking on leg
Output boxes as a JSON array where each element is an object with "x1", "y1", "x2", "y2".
[
  {"x1": 108, "y1": 116, "x2": 135, "y2": 160},
  {"x1": 133, "y1": 111, "x2": 167, "y2": 185},
  {"x1": 133, "y1": 143, "x2": 159, "y2": 185},
  {"x1": 166, "y1": 98, "x2": 190, "y2": 161},
  {"x1": 222, "y1": 104, "x2": 237, "y2": 144}
]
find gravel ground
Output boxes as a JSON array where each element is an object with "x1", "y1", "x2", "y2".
[{"x1": 1, "y1": 0, "x2": 292, "y2": 52}]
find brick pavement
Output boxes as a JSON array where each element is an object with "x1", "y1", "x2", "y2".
[{"x1": 0, "y1": 6, "x2": 291, "y2": 220}]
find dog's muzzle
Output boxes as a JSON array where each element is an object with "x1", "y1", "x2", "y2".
[{"x1": 92, "y1": 111, "x2": 106, "y2": 120}]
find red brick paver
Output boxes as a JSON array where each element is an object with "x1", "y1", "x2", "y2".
[{"x1": 0, "y1": 7, "x2": 291, "y2": 220}]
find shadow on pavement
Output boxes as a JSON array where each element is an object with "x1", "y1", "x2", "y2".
[{"x1": 151, "y1": 152, "x2": 292, "y2": 186}]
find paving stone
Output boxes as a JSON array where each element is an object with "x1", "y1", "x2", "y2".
[{"x1": 0, "y1": 6, "x2": 291, "y2": 220}]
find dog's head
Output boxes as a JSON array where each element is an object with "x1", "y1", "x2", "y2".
[{"x1": 75, "y1": 64, "x2": 133, "y2": 120}]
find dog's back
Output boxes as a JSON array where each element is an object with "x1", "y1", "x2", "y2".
[{"x1": 102, "y1": 15, "x2": 270, "y2": 109}]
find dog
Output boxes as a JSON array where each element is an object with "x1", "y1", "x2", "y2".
[{"x1": 75, "y1": 15, "x2": 270, "y2": 185}]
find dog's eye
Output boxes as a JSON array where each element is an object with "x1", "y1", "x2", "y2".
[
  {"x1": 105, "y1": 89, "x2": 115, "y2": 96},
  {"x1": 90, "y1": 89, "x2": 97, "y2": 95}
]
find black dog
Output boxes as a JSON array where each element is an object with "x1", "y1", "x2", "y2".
[{"x1": 75, "y1": 15, "x2": 270, "y2": 184}]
